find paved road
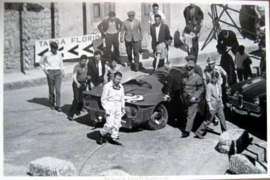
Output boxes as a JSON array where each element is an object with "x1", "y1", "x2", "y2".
[{"x1": 4, "y1": 64, "x2": 266, "y2": 176}]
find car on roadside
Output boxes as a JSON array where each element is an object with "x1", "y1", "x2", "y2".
[
  {"x1": 83, "y1": 67, "x2": 186, "y2": 130},
  {"x1": 226, "y1": 70, "x2": 266, "y2": 119}
]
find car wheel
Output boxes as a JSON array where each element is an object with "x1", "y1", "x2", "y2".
[{"x1": 147, "y1": 104, "x2": 168, "y2": 130}]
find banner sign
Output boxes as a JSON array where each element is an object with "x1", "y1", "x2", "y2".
[{"x1": 35, "y1": 33, "x2": 102, "y2": 63}]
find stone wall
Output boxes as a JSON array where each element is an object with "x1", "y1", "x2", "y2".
[{"x1": 4, "y1": 3, "x2": 59, "y2": 74}]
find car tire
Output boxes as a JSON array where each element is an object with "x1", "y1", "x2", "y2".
[{"x1": 147, "y1": 104, "x2": 168, "y2": 130}]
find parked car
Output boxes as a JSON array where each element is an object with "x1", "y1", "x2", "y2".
[
  {"x1": 226, "y1": 72, "x2": 266, "y2": 119},
  {"x1": 83, "y1": 67, "x2": 186, "y2": 130}
]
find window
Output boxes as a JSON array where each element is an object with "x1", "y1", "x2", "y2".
[{"x1": 92, "y1": 2, "x2": 115, "y2": 21}]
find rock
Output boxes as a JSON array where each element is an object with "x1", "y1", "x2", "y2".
[
  {"x1": 242, "y1": 142, "x2": 267, "y2": 163},
  {"x1": 215, "y1": 129, "x2": 252, "y2": 154},
  {"x1": 29, "y1": 156, "x2": 77, "y2": 176},
  {"x1": 229, "y1": 154, "x2": 267, "y2": 174},
  {"x1": 99, "y1": 169, "x2": 130, "y2": 176}
]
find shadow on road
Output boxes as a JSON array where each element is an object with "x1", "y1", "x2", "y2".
[
  {"x1": 61, "y1": 104, "x2": 72, "y2": 115},
  {"x1": 86, "y1": 130, "x2": 100, "y2": 142},
  {"x1": 27, "y1": 97, "x2": 51, "y2": 107}
]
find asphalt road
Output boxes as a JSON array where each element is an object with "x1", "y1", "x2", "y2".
[{"x1": 4, "y1": 64, "x2": 266, "y2": 176}]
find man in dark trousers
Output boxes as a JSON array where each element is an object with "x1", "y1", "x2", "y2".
[
  {"x1": 67, "y1": 55, "x2": 89, "y2": 121},
  {"x1": 98, "y1": 11, "x2": 123, "y2": 65},
  {"x1": 150, "y1": 14, "x2": 171, "y2": 53},
  {"x1": 218, "y1": 30, "x2": 239, "y2": 55},
  {"x1": 120, "y1": 11, "x2": 143, "y2": 71},
  {"x1": 184, "y1": 3, "x2": 204, "y2": 26},
  {"x1": 39, "y1": 41, "x2": 65, "y2": 112},
  {"x1": 87, "y1": 50, "x2": 106, "y2": 89},
  {"x1": 163, "y1": 62, "x2": 184, "y2": 122},
  {"x1": 181, "y1": 61, "x2": 204, "y2": 138}
]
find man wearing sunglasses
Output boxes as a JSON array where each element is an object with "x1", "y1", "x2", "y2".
[{"x1": 181, "y1": 61, "x2": 204, "y2": 138}]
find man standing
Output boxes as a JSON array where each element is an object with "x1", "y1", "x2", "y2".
[
  {"x1": 185, "y1": 55, "x2": 203, "y2": 77},
  {"x1": 39, "y1": 41, "x2": 65, "y2": 112},
  {"x1": 120, "y1": 11, "x2": 143, "y2": 71},
  {"x1": 87, "y1": 50, "x2": 106, "y2": 89},
  {"x1": 98, "y1": 11, "x2": 123, "y2": 65},
  {"x1": 216, "y1": 44, "x2": 237, "y2": 86},
  {"x1": 149, "y1": 3, "x2": 166, "y2": 25},
  {"x1": 67, "y1": 55, "x2": 88, "y2": 121},
  {"x1": 195, "y1": 72, "x2": 227, "y2": 139},
  {"x1": 181, "y1": 61, "x2": 204, "y2": 138},
  {"x1": 235, "y1": 45, "x2": 252, "y2": 82},
  {"x1": 184, "y1": 3, "x2": 204, "y2": 26},
  {"x1": 218, "y1": 30, "x2": 239, "y2": 55},
  {"x1": 163, "y1": 62, "x2": 184, "y2": 121},
  {"x1": 97, "y1": 72, "x2": 125, "y2": 145},
  {"x1": 150, "y1": 14, "x2": 171, "y2": 53}
]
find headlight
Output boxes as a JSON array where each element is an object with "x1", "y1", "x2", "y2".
[
  {"x1": 125, "y1": 106, "x2": 138, "y2": 117},
  {"x1": 254, "y1": 96, "x2": 260, "y2": 105},
  {"x1": 233, "y1": 91, "x2": 239, "y2": 97}
]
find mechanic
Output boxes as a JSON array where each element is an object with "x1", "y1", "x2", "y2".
[
  {"x1": 97, "y1": 72, "x2": 126, "y2": 145},
  {"x1": 39, "y1": 41, "x2": 65, "y2": 112},
  {"x1": 195, "y1": 72, "x2": 227, "y2": 139},
  {"x1": 181, "y1": 61, "x2": 204, "y2": 138},
  {"x1": 87, "y1": 50, "x2": 106, "y2": 89},
  {"x1": 217, "y1": 30, "x2": 239, "y2": 55},
  {"x1": 67, "y1": 55, "x2": 89, "y2": 121},
  {"x1": 97, "y1": 11, "x2": 124, "y2": 66}
]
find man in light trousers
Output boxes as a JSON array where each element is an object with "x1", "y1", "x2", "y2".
[{"x1": 97, "y1": 72, "x2": 125, "y2": 145}]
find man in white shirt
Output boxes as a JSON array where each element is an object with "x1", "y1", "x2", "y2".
[
  {"x1": 235, "y1": 45, "x2": 251, "y2": 81},
  {"x1": 97, "y1": 72, "x2": 125, "y2": 145},
  {"x1": 39, "y1": 41, "x2": 65, "y2": 112}
]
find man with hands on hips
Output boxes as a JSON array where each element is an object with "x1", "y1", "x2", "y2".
[{"x1": 97, "y1": 72, "x2": 126, "y2": 145}]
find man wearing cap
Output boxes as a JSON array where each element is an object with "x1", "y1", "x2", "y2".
[
  {"x1": 150, "y1": 14, "x2": 171, "y2": 53},
  {"x1": 120, "y1": 11, "x2": 143, "y2": 71},
  {"x1": 39, "y1": 41, "x2": 65, "y2": 112},
  {"x1": 185, "y1": 55, "x2": 203, "y2": 77},
  {"x1": 181, "y1": 61, "x2": 204, "y2": 138},
  {"x1": 98, "y1": 11, "x2": 123, "y2": 66}
]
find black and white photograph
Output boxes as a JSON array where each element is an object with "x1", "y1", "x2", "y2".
[{"x1": 1, "y1": 0, "x2": 269, "y2": 178}]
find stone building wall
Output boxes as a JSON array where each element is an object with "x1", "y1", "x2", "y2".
[{"x1": 4, "y1": 3, "x2": 59, "y2": 73}]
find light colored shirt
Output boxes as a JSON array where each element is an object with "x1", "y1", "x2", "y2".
[
  {"x1": 107, "y1": 20, "x2": 118, "y2": 34},
  {"x1": 129, "y1": 20, "x2": 134, "y2": 30},
  {"x1": 204, "y1": 66, "x2": 227, "y2": 85},
  {"x1": 73, "y1": 63, "x2": 88, "y2": 82},
  {"x1": 101, "y1": 81, "x2": 125, "y2": 112},
  {"x1": 155, "y1": 42, "x2": 167, "y2": 59},
  {"x1": 235, "y1": 52, "x2": 248, "y2": 69},
  {"x1": 39, "y1": 51, "x2": 64, "y2": 71},
  {"x1": 206, "y1": 83, "x2": 222, "y2": 102},
  {"x1": 149, "y1": 11, "x2": 166, "y2": 24},
  {"x1": 155, "y1": 24, "x2": 161, "y2": 42}
]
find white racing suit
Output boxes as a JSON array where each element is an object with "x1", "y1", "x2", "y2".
[{"x1": 100, "y1": 81, "x2": 125, "y2": 140}]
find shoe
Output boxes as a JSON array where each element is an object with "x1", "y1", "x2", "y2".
[
  {"x1": 97, "y1": 134, "x2": 106, "y2": 145},
  {"x1": 67, "y1": 116, "x2": 73, "y2": 121},
  {"x1": 195, "y1": 132, "x2": 205, "y2": 139},
  {"x1": 111, "y1": 139, "x2": 122, "y2": 146},
  {"x1": 181, "y1": 131, "x2": 190, "y2": 138},
  {"x1": 75, "y1": 111, "x2": 81, "y2": 116},
  {"x1": 50, "y1": 106, "x2": 55, "y2": 110},
  {"x1": 55, "y1": 107, "x2": 62, "y2": 112}
]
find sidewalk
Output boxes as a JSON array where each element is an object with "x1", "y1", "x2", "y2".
[{"x1": 4, "y1": 38, "x2": 259, "y2": 91}]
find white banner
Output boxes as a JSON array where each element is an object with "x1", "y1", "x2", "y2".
[{"x1": 35, "y1": 33, "x2": 102, "y2": 63}]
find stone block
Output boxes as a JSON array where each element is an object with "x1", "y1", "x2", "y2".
[
  {"x1": 29, "y1": 156, "x2": 77, "y2": 176},
  {"x1": 215, "y1": 129, "x2": 252, "y2": 154},
  {"x1": 229, "y1": 154, "x2": 267, "y2": 174},
  {"x1": 242, "y1": 142, "x2": 267, "y2": 163}
]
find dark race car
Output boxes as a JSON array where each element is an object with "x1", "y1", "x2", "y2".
[
  {"x1": 83, "y1": 67, "x2": 186, "y2": 130},
  {"x1": 226, "y1": 72, "x2": 266, "y2": 119}
]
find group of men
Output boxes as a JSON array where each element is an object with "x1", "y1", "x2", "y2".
[{"x1": 39, "y1": 3, "x2": 258, "y2": 144}]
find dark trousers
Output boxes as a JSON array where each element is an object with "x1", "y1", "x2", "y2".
[
  {"x1": 189, "y1": 37, "x2": 199, "y2": 63},
  {"x1": 68, "y1": 82, "x2": 87, "y2": 117},
  {"x1": 46, "y1": 70, "x2": 62, "y2": 107},
  {"x1": 152, "y1": 59, "x2": 165, "y2": 69},
  {"x1": 237, "y1": 68, "x2": 248, "y2": 82},
  {"x1": 196, "y1": 101, "x2": 227, "y2": 136},
  {"x1": 125, "y1": 40, "x2": 140, "y2": 64},
  {"x1": 105, "y1": 33, "x2": 120, "y2": 62},
  {"x1": 185, "y1": 102, "x2": 199, "y2": 132}
]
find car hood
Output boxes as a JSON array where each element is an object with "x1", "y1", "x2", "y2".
[
  {"x1": 231, "y1": 75, "x2": 266, "y2": 99},
  {"x1": 84, "y1": 70, "x2": 168, "y2": 106}
]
